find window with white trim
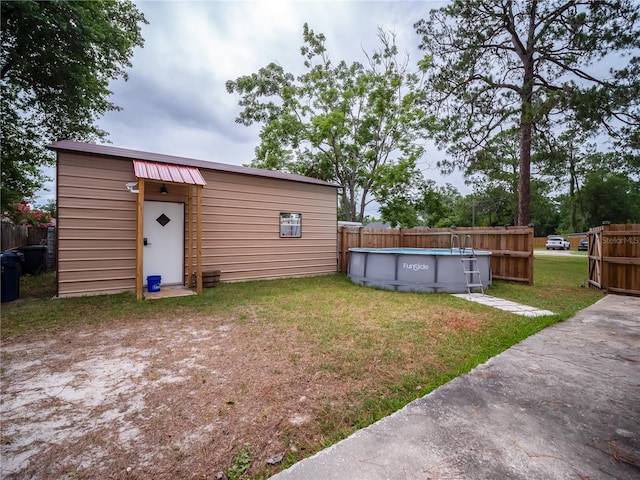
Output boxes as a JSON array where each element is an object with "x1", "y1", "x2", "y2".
[{"x1": 280, "y1": 212, "x2": 301, "y2": 237}]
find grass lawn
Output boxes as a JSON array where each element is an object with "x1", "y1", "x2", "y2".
[
  {"x1": 1, "y1": 255, "x2": 603, "y2": 478},
  {"x1": 491, "y1": 254, "x2": 596, "y2": 314}
]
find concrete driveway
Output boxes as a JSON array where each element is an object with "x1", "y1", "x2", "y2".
[{"x1": 272, "y1": 295, "x2": 640, "y2": 479}]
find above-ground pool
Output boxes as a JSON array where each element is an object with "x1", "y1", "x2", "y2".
[{"x1": 348, "y1": 247, "x2": 492, "y2": 293}]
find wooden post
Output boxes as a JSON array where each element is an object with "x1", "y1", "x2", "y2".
[
  {"x1": 588, "y1": 226, "x2": 602, "y2": 290},
  {"x1": 527, "y1": 227, "x2": 534, "y2": 285},
  {"x1": 196, "y1": 185, "x2": 203, "y2": 294},
  {"x1": 187, "y1": 185, "x2": 193, "y2": 288},
  {"x1": 601, "y1": 223, "x2": 610, "y2": 292},
  {"x1": 135, "y1": 178, "x2": 145, "y2": 300},
  {"x1": 337, "y1": 226, "x2": 341, "y2": 272},
  {"x1": 340, "y1": 226, "x2": 348, "y2": 273}
]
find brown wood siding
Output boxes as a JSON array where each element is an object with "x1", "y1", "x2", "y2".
[{"x1": 57, "y1": 152, "x2": 337, "y2": 296}]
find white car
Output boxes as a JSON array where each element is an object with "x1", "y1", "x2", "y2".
[{"x1": 546, "y1": 235, "x2": 570, "y2": 250}]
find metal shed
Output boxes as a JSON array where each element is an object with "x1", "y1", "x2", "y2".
[{"x1": 48, "y1": 141, "x2": 338, "y2": 299}]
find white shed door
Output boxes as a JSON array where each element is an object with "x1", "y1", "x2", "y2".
[{"x1": 143, "y1": 201, "x2": 184, "y2": 286}]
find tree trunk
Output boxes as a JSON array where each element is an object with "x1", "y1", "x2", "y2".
[
  {"x1": 341, "y1": 182, "x2": 359, "y2": 222},
  {"x1": 357, "y1": 190, "x2": 367, "y2": 224},
  {"x1": 340, "y1": 189, "x2": 352, "y2": 222},
  {"x1": 516, "y1": 0, "x2": 536, "y2": 227},
  {"x1": 517, "y1": 53, "x2": 534, "y2": 225},
  {"x1": 518, "y1": 112, "x2": 532, "y2": 226},
  {"x1": 511, "y1": 165, "x2": 519, "y2": 226},
  {"x1": 569, "y1": 144, "x2": 577, "y2": 232}
]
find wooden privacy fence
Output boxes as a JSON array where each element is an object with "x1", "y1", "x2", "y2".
[
  {"x1": 1, "y1": 223, "x2": 49, "y2": 250},
  {"x1": 338, "y1": 226, "x2": 534, "y2": 284},
  {"x1": 1, "y1": 223, "x2": 56, "y2": 270},
  {"x1": 588, "y1": 224, "x2": 640, "y2": 296}
]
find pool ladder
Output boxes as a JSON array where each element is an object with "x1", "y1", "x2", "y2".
[{"x1": 451, "y1": 234, "x2": 485, "y2": 295}]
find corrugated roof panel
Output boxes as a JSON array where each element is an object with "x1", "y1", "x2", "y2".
[{"x1": 132, "y1": 160, "x2": 207, "y2": 185}]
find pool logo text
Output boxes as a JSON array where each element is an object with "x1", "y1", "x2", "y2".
[{"x1": 403, "y1": 262, "x2": 430, "y2": 272}]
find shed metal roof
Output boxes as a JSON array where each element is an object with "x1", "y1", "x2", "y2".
[
  {"x1": 133, "y1": 160, "x2": 207, "y2": 185},
  {"x1": 48, "y1": 140, "x2": 338, "y2": 188}
]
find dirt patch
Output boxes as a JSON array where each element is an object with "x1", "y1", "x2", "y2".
[
  {"x1": 1, "y1": 315, "x2": 339, "y2": 479},
  {"x1": 1, "y1": 284, "x2": 495, "y2": 480}
]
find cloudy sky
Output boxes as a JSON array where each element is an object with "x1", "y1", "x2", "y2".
[{"x1": 37, "y1": 0, "x2": 463, "y2": 209}]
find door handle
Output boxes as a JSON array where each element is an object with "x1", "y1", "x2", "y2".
[{"x1": 144, "y1": 237, "x2": 150, "y2": 246}]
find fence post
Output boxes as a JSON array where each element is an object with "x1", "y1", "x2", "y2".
[
  {"x1": 528, "y1": 227, "x2": 534, "y2": 286},
  {"x1": 340, "y1": 227, "x2": 348, "y2": 273},
  {"x1": 601, "y1": 223, "x2": 610, "y2": 292},
  {"x1": 47, "y1": 226, "x2": 56, "y2": 270}
]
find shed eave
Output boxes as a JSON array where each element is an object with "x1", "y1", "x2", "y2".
[{"x1": 48, "y1": 140, "x2": 338, "y2": 188}]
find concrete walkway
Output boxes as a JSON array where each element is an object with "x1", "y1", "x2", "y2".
[
  {"x1": 271, "y1": 295, "x2": 640, "y2": 480},
  {"x1": 451, "y1": 293, "x2": 555, "y2": 317}
]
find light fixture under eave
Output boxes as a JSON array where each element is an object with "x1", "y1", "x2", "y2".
[
  {"x1": 160, "y1": 184, "x2": 168, "y2": 195},
  {"x1": 126, "y1": 182, "x2": 139, "y2": 194}
]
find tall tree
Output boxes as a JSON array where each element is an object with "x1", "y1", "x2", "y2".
[
  {"x1": 1, "y1": 0, "x2": 147, "y2": 209},
  {"x1": 464, "y1": 128, "x2": 521, "y2": 224},
  {"x1": 529, "y1": 181, "x2": 561, "y2": 236},
  {"x1": 226, "y1": 24, "x2": 434, "y2": 222},
  {"x1": 580, "y1": 171, "x2": 640, "y2": 226},
  {"x1": 428, "y1": 183, "x2": 465, "y2": 228},
  {"x1": 415, "y1": 0, "x2": 640, "y2": 225},
  {"x1": 536, "y1": 127, "x2": 640, "y2": 232},
  {"x1": 535, "y1": 129, "x2": 595, "y2": 232},
  {"x1": 373, "y1": 168, "x2": 457, "y2": 228}
]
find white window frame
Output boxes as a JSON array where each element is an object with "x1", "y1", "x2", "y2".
[{"x1": 280, "y1": 212, "x2": 302, "y2": 238}]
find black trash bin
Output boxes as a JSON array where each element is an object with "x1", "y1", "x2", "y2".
[
  {"x1": 19, "y1": 245, "x2": 47, "y2": 275},
  {"x1": 1, "y1": 251, "x2": 24, "y2": 303}
]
